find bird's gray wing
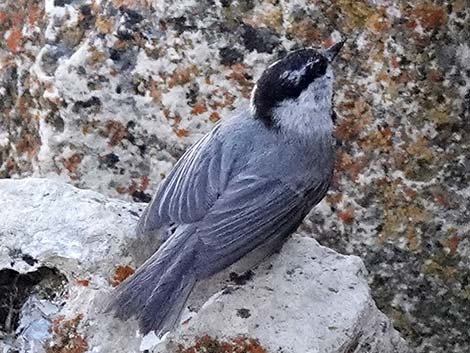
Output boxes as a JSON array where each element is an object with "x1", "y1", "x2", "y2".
[
  {"x1": 137, "y1": 124, "x2": 227, "y2": 236},
  {"x1": 194, "y1": 174, "x2": 330, "y2": 277}
]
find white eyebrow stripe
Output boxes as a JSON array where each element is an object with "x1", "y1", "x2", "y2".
[{"x1": 279, "y1": 58, "x2": 319, "y2": 83}]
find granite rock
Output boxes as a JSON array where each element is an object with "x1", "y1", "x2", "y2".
[
  {"x1": 0, "y1": 178, "x2": 409, "y2": 353},
  {"x1": 156, "y1": 237, "x2": 410, "y2": 353},
  {"x1": 0, "y1": 1, "x2": 469, "y2": 352}
]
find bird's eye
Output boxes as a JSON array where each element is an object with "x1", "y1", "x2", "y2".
[{"x1": 306, "y1": 59, "x2": 327, "y2": 82}]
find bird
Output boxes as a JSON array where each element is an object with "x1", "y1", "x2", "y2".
[{"x1": 106, "y1": 40, "x2": 344, "y2": 336}]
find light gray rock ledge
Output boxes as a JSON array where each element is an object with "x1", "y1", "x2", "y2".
[{"x1": 0, "y1": 178, "x2": 410, "y2": 353}]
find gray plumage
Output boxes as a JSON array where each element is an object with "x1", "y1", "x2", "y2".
[{"x1": 106, "y1": 42, "x2": 344, "y2": 336}]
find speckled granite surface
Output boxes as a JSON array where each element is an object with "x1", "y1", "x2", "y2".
[{"x1": 0, "y1": 1, "x2": 469, "y2": 352}]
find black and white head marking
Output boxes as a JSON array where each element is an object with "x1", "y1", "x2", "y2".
[{"x1": 250, "y1": 43, "x2": 343, "y2": 135}]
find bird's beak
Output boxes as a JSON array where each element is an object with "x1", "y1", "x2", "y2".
[{"x1": 323, "y1": 39, "x2": 345, "y2": 62}]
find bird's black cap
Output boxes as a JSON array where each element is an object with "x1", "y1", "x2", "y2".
[{"x1": 251, "y1": 42, "x2": 343, "y2": 127}]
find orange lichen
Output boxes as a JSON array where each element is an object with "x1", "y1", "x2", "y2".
[
  {"x1": 334, "y1": 100, "x2": 373, "y2": 142},
  {"x1": 140, "y1": 175, "x2": 149, "y2": 190},
  {"x1": 27, "y1": 5, "x2": 41, "y2": 26},
  {"x1": 326, "y1": 192, "x2": 343, "y2": 205},
  {"x1": 358, "y1": 126, "x2": 393, "y2": 153},
  {"x1": 335, "y1": 151, "x2": 369, "y2": 182},
  {"x1": 334, "y1": 118, "x2": 361, "y2": 142},
  {"x1": 208, "y1": 90, "x2": 236, "y2": 110},
  {"x1": 405, "y1": 18, "x2": 418, "y2": 30},
  {"x1": 175, "y1": 128, "x2": 189, "y2": 138},
  {"x1": 95, "y1": 16, "x2": 113, "y2": 34},
  {"x1": 104, "y1": 120, "x2": 127, "y2": 146},
  {"x1": 321, "y1": 36, "x2": 334, "y2": 49},
  {"x1": 148, "y1": 78, "x2": 162, "y2": 103},
  {"x1": 63, "y1": 153, "x2": 82, "y2": 174},
  {"x1": 286, "y1": 20, "x2": 322, "y2": 44},
  {"x1": 167, "y1": 65, "x2": 198, "y2": 88},
  {"x1": 441, "y1": 235, "x2": 460, "y2": 256},
  {"x1": 415, "y1": 4, "x2": 447, "y2": 29},
  {"x1": 116, "y1": 185, "x2": 127, "y2": 194},
  {"x1": 109, "y1": 265, "x2": 135, "y2": 287},
  {"x1": 5, "y1": 158, "x2": 18, "y2": 173},
  {"x1": 337, "y1": 208, "x2": 355, "y2": 224},
  {"x1": 225, "y1": 64, "x2": 254, "y2": 98},
  {"x1": 6, "y1": 28, "x2": 22, "y2": 54},
  {"x1": 209, "y1": 111, "x2": 220, "y2": 123},
  {"x1": 15, "y1": 132, "x2": 40, "y2": 158},
  {"x1": 177, "y1": 335, "x2": 267, "y2": 353},
  {"x1": 367, "y1": 11, "x2": 390, "y2": 34},
  {"x1": 162, "y1": 107, "x2": 171, "y2": 118},
  {"x1": 191, "y1": 102, "x2": 207, "y2": 115},
  {"x1": 116, "y1": 180, "x2": 139, "y2": 195},
  {"x1": 75, "y1": 279, "x2": 90, "y2": 287},
  {"x1": 47, "y1": 314, "x2": 88, "y2": 353},
  {"x1": 87, "y1": 48, "x2": 107, "y2": 66}
]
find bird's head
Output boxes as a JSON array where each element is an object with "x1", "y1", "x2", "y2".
[{"x1": 250, "y1": 41, "x2": 344, "y2": 132}]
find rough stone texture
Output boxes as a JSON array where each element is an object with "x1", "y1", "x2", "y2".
[
  {"x1": 0, "y1": 178, "x2": 143, "y2": 277},
  {"x1": 157, "y1": 237, "x2": 409, "y2": 353},
  {"x1": 0, "y1": 1, "x2": 469, "y2": 352},
  {"x1": 0, "y1": 178, "x2": 409, "y2": 353},
  {"x1": 0, "y1": 178, "x2": 144, "y2": 351}
]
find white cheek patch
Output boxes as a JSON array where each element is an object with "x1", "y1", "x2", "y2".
[{"x1": 272, "y1": 68, "x2": 334, "y2": 137}]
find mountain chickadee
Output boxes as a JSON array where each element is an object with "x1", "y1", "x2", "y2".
[{"x1": 107, "y1": 40, "x2": 344, "y2": 336}]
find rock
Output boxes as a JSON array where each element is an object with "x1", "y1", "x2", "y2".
[
  {"x1": 0, "y1": 178, "x2": 410, "y2": 353},
  {"x1": 0, "y1": 178, "x2": 145, "y2": 352},
  {"x1": 13, "y1": 296, "x2": 60, "y2": 352},
  {"x1": 1, "y1": 2, "x2": 468, "y2": 351},
  {"x1": 238, "y1": 24, "x2": 281, "y2": 54},
  {"x1": 0, "y1": 178, "x2": 143, "y2": 277},
  {"x1": 158, "y1": 238, "x2": 410, "y2": 353},
  {"x1": 219, "y1": 47, "x2": 244, "y2": 66}
]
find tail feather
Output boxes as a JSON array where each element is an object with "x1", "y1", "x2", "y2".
[
  {"x1": 140, "y1": 271, "x2": 196, "y2": 335},
  {"x1": 106, "y1": 226, "x2": 197, "y2": 336}
]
